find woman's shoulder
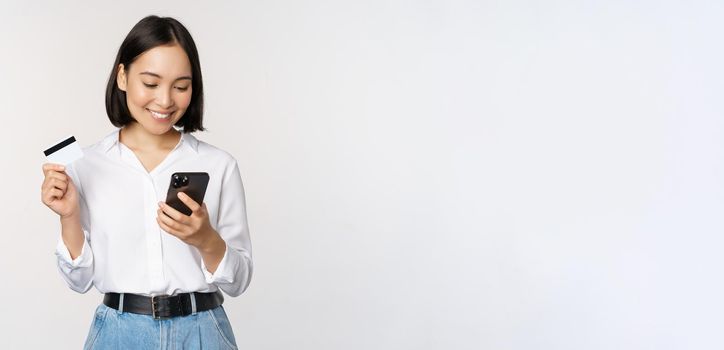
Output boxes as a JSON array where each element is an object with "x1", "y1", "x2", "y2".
[
  {"x1": 188, "y1": 133, "x2": 238, "y2": 166},
  {"x1": 77, "y1": 129, "x2": 121, "y2": 155}
]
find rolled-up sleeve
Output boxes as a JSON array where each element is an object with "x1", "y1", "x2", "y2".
[
  {"x1": 202, "y1": 160, "x2": 253, "y2": 297},
  {"x1": 53, "y1": 164, "x2": 95, "y2": 293},
  {"x1": 55, "y1": 229, "x2": 94, "y2": 293}
]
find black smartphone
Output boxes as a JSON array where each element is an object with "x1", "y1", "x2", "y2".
[{"x1": 165, "y1": 172, "x2": 210, "y2": 216}]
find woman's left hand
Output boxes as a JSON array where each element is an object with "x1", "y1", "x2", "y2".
[{"x1": 157, "y1": 192, "x2": 218, "y2": 250}]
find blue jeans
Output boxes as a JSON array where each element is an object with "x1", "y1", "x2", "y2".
[{"x1": 83, "y1": 303, "x2": 238, "y2": 349}]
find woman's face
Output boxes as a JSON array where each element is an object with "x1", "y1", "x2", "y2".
[{"x1": 117, "y1": 43, "x2": 193, "y2": 135}]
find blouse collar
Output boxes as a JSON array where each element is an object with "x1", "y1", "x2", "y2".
[{"x1": 100, "y1": 128, "x2": 199, "y2": 154}]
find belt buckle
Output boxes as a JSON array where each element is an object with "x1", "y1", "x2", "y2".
[{"x1": 151, "y1": 295, "x2": 166, "y2": 320}]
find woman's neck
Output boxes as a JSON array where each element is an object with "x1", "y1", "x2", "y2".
[{"x1": 119, "y1": 123, "x2": 181, "y2": 152}]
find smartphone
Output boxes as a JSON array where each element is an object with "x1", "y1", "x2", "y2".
[{"x1": 164, "y1": 172, "x2": 210, "y2": 216}]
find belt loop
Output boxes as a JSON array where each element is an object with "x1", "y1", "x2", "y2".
[
  {"x1": 118, "y1": 293, "x2": 125, "y2": 314},
  {"x1": 190, "y1": 292, "x2": 197, "y2": 315}
]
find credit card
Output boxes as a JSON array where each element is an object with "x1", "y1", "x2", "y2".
[{"x1": 44, "y1": 135, "x2": 84, "y2": 165}]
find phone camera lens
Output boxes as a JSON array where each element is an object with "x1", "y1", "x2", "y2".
[{"x1": 172, "y1": 174, "x2": 187, "y2": 188}]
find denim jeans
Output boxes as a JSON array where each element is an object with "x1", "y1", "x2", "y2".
[{"x1": 83, "y1": 303, "x2": 238, "y2": 349}]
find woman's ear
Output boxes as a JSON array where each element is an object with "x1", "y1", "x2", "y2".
[{"x1": 116, "y1": 64, "x2": 127, "y2": 91}]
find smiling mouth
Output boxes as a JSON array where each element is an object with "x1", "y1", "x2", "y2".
[{"x1": 147, "y1": 108, "x2": 174, "y2": 120}]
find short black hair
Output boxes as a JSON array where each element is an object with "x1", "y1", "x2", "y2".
[{"x1": 105, "y1": 15, "x2": 204, "y2": 133}]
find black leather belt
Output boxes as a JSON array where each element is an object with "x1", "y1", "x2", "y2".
[{"x1": 103, "y1": 291, "x2": 224, "y2": 319}]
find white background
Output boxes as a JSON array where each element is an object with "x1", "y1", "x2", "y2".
[{"x1": 1, "y1": 0, "x2": 722, "y2": 349}]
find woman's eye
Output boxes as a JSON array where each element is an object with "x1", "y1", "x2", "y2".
[
  {"x1": 175, "y1": 86, "x2": 190, "y2": 92},
  {"x1": 143, "y1": 83, "x2": 158, "y2": 88}
]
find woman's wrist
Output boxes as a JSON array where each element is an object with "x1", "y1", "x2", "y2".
[
  {"x1": 59, "y1": 211, "x2": 84, "y2": 260},
  {"x1": 197, "y1": 230, "x2": 225, "y2": 254},
  {"x1": 59, "y1": 211, "x2": 80, "y2": 224},
  {"x1": 197, "y1": 231, "x2": 226, "y2": 274}
]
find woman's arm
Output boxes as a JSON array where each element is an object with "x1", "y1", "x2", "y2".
[
  {"x1": 201, "y1": 161, "x2": 253, "y2": 297},
  {"x1": 52, "y1": 164, "x2": 95, "y2": 293}
]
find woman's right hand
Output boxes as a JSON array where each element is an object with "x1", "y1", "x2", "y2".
[{"x1": 41, "y1": 163, "x2": 80, "y2": 218}]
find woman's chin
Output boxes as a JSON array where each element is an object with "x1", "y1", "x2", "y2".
[{"x1": 141, "y1": 121, "x2": 179, "y2": 135}]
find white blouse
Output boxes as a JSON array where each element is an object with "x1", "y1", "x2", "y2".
[{"x1": 54, "y1": 129, "x2": 253, "y2": 297}]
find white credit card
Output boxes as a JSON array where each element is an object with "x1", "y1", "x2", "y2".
[{"x1": 44, "y1": 135, "x2": 84, "y2": 165}]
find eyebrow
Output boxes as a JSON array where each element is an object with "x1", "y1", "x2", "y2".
[{"x1": 139, "y1": 71, "x2": 192, "y2": 81}]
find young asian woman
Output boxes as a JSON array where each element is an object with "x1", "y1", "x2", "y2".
[{"x1": 40, "y1": 15, "x2": 252, "y2": 350}]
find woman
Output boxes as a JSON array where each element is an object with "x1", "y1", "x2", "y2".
[{"x1": 40, "y1": 15, "x2": 253, "y2": 349}]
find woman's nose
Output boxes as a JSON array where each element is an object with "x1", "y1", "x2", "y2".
[{"x1": 155, "y1": 88, "x2": 174, "y2": 109}]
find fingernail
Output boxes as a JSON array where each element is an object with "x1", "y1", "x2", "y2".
[{"x1": 158, "y1": 201, "x2": 163, "y2": 206}]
